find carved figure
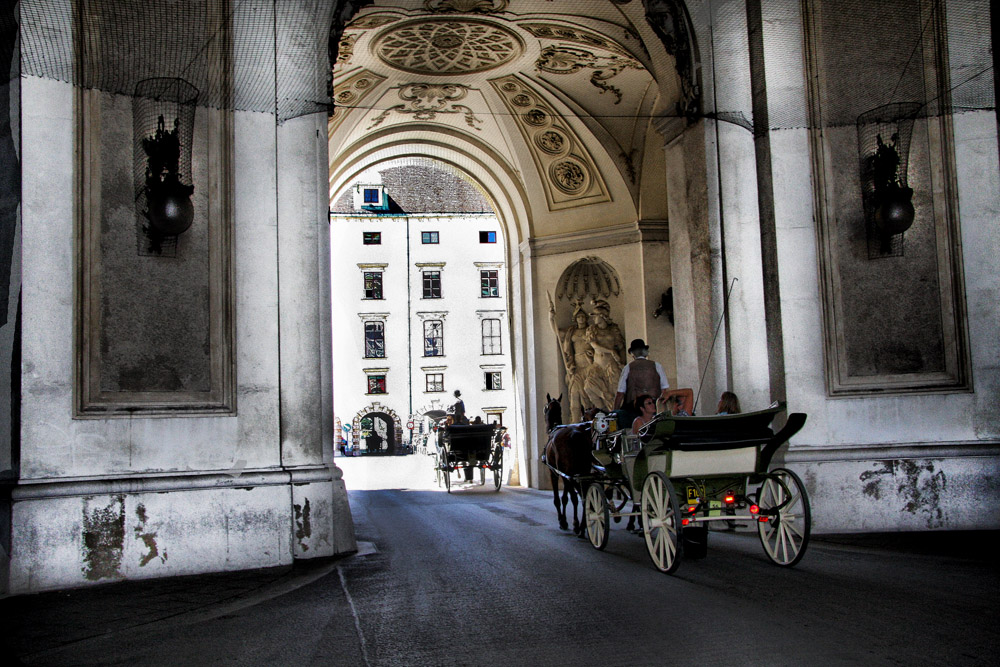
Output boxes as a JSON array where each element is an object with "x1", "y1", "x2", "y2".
[
  {"x1": 582, "y1": 300, "x2": 626, "y2": 411},
  {"x1": 549, "y1": 294, "x2": 594, "y2": 423}
]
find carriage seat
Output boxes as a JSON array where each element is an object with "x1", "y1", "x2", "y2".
[{"x1": 642, "y1": 404, "x2": 784, "y2": 452}]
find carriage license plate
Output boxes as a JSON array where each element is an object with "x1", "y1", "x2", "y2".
[{"x1": 686, "y1": 486, "x2": 698, "y2": 504}]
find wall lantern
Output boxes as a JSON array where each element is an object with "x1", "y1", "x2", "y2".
[
  {"x1": 132, "y1": 77, "x2": 199, "y2": 255},
  {"x1": 856, "y1": 102, "x2": 920, "y2": 258}
]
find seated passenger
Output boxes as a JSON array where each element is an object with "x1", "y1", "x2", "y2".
[
  {"x1": 717, "y1": 391, "x2": 741, "y2": 415},
  {"x1": 631, "y1": 394, "x2": 658, "y2": 433}
]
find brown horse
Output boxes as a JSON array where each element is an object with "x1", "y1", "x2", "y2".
[{"x1": 542, "y1": 395, "x2": 598, "y2": 534}]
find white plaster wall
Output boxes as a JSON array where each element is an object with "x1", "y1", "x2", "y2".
[
  {"x1": 19, "y1": 79, "x2": 283, "y2": 481},
  {"x1": 9, "y1": 485, "x2": 292, "y2": 594}
]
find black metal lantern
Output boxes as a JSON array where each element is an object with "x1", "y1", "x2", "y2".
[
  {"x1": 857, "y1": 102, "x2": 920, "y2": 258},
  {"x1": 133, "y1": 78, "x2": 199, "y2": 255}
]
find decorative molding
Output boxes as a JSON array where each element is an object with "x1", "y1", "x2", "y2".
[
  {"x1": 9, "y1": 466, "x2": 335, "y2": 501},
  {"x1": 642, "y1": 0, "x2": 701, "y2": 120},
  {"x1": 802, "y1": 0, "x2": 970, "y2": 396},
  {"x1": 415, "y1": 311, "x2": 448, "y2": 320},
  {"x1": 347, "y1": 14, "x2": 401, "y2": 30},
  {"x1": 421, "y1": 365, "x2": 447, "y2": 372},
  {"x1": 357, "y1": 262, "x2": 388, "y2": 270},
  {"x1": 535, "y1": 45, "x2": 643, "y2": 104},
  {"x1": 519, "y1": 23, "x2": 633, "y2": 58},
  {"x1": 368, "y1": 83, "x2": 482, "y2": 130},
  {"x1": 336, "y1": 33, "x2": 360, "y2": 67},
  {"x1": 358, "y1": 312, "x2": 389, "y2": 321},
  {"x1": 522, "y1": 220, "x2": 668, "y2": 258},
  {"x1": 424, "y1": 0, "x2": 508, "y2": 12},
  {"x1": 474, "y1": 261, "x2": 503, "y2": 269},
  {"x1": 329, "y1": 69, "x2": 387, "y2": 136},
  {"x1": 373, "y1": 18, "x2": 523, "y2": 75},
  {"x1": 415, "y1": 262, "x2": 446, "y2": 269},
  {"x1": 475, "y1": 309, "x2": 506, "y2": 320},
  {"x1": 75, "y1": 89, "x2": 235, "y2": 417},
  {"x1": 489, "y1": 75, "x2": 609, "y2": 211}
]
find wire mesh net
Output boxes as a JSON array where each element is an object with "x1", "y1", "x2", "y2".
[{"x1": 17, "y1": 0, "x2": 336, "y2": 123}]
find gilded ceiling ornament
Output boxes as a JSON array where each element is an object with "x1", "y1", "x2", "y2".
[
  {"x1": 424, "y1": 0, "x2": 509, "y2": 13},
  {"x1": 374, "y1": 19, "x2": 523, "y2": 75},
  {"x1": 367, "y1": 83, "x2": 483, "y2": 130},
  {"x1": 536, "y1": 45, "x2": 642, "y2": 104}
]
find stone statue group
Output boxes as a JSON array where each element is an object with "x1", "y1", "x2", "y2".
[{"x1": 548, "y1": 295, "x2": 626, "y2": 422}]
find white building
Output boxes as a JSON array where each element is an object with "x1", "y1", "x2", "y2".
[{"x1": 330, "y1": 161, "x2": 518, "y2": 472}]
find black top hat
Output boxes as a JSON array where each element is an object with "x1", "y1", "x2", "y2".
[{"x1": 628, "y1": 338, "x2": 648, "y2": 354}]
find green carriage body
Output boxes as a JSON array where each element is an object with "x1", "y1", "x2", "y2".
[{"x1": 583, "y1": 403, "x2": 810, "y2": 573}]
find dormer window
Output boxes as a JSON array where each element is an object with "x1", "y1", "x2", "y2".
[{"x1": 354, "y1": 184, "x2": 389, "y2": 211}]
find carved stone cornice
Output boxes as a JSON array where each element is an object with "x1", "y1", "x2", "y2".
[{"x1": 521, "y1": 220, "x2": 668, "y2": 258}]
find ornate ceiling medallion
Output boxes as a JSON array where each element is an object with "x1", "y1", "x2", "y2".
[{"x1": 373, "y1": 18, "x2": 523, "y2": 75}]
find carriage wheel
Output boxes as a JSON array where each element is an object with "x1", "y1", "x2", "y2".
[
  {"x1": 584, "y1": 483, "x2": 610, "y2": 550},
  {"x1": 757, "y1": 468, "x2": 811, "y2": 567},
  {"x1": 442, "y1": 456, "x2": 452, "y2": 493},
  {"x1": 493, "y1": 448, "x2": 503, "y2": 491},
  {"x1": 641, "y1": 472, "x2": 682, "y2": 573}
]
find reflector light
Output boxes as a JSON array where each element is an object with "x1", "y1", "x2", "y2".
[
  {"x1": 750, "y1": 504, "x2": 759, "y2": 514},
  {"x1": 758, "y1": 517, "x2": 769, "y2": 523},
  {"x1": 681, "y1": 518, "x2": 689, "y2": 526}
]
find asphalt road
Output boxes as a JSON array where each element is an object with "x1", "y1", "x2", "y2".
[{"x1": 13, "y1": 454, "x2": 999, "y2": 666}]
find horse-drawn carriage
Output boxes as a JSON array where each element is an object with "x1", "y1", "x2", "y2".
[
  {"x1": 544, "y1": 394, "x2": 809, "y2": 574},
  {"x1": 436, "y1": 423, "x2": 506, "y2": 493},
  {"x1": 580, "y1": 403, "x2": 809, "y2": 573}
]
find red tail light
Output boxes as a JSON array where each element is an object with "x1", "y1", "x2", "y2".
[
  {"x1": 724, "y1": 494, "x2": 735, "y2": 504},
  {"x1": 687, "y1": 506, "x2": 697, "y2": 513},
  {"x1": 681, "y1": 518, "x2": 690, "y2": 526},
  {"x1": 749, "y1": 504, "x2": 759, "y2": 514},
  {"x1": 758, "y1": 516, "x2": 769, "y2": 523}
]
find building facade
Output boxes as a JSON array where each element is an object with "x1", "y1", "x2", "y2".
[{"x1": 330, "y1": 162, "x2": 519, "y2": 475}]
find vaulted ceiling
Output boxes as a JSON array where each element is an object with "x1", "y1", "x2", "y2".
[{"x1": 328, "y1": 0, "x2": 690, "y2": 239}]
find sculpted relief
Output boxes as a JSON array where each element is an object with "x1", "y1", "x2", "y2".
[{"x1": 548, "y1": 297, "x2": 626, "y2": 422}]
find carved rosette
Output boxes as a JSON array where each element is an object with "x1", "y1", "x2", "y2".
[
  {"x1": 373, "y1": 18, "x2": 523, "y2": 75},
  {"x1": 489, "y1": 76, "x2": 609, "y2": 210},
  {"x1": 329, "y1": 70, "x2": 387, "y2": 136}
]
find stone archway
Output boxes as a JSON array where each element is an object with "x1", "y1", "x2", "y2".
[{"x1": 352, "y1": 402, "x2": 402, "y2": 455}]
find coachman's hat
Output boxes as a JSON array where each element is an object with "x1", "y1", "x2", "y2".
[{"x1": 628, "y1": 338, "x2": 648, "y2": 354}]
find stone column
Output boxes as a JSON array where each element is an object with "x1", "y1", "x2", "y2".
[{"x1": 276, "y1": 113, "x2": 355, "y2": 557}]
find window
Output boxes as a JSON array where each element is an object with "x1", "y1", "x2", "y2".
[
  {"x1": 422, "y1": 271, "x2": 441, "y2": 298},
  {"x1": 482, "y1": 318, "x2": 501, "y2": 355},
  {"x1": 367, "y1": 374, "x2": 386, "y2": 394},
  {"x1": 364, "y1": 272, "x2": 383, "y2": 299},
  {"x1": 424, "y1": 320, "x2": 444, "y2": 356},
  {"x1": 479, "y1": 230, "x2": 496, "y2": 243},
  {"x1": 363, "y1": 188, "x2": 379, "y2": 203},
  {"x1": 480, "y1": 270, "x2": 499, "y2": 298},
  {"x1": 421, "y1": 231, "x2": 439, "y2": 244},
  {"x1": 364, "y1": 322, "x2": 385, "y2": 358},
  {"x1": 363, "y1": 231, "x2": 381, "y2": 245},
  {"x1": 426, "y1": 373, "x2": 444, "y2": 392},
  {"x1": 485, "y1": 371, "x2": 502, "y2": 390}
]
